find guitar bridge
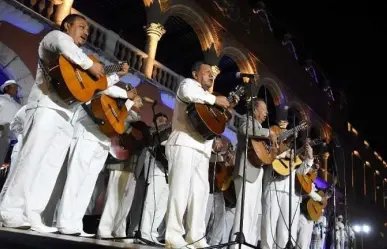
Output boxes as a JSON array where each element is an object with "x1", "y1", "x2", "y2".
[
  {"x1": 108, "y1": 104, "x2": 119, "y2": 122},
  {"x1": 75, "y1": 69, "x2": 85, "y2": 89}
]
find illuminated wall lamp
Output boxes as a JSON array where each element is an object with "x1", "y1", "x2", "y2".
[
  {"x1": 364, "y1": 140, "x2": 369, "y2": 148},
  {"x1": 352, "y1": 128, "x2": 358, "y2": 135},
  {"x1": 353, "y1": 150, "x2": 360, "y2": 157},
  {"x1": 365, "y1": 161, "x2": 371, "y2": 167}
]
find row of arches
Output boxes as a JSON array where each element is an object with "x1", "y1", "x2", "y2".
[{"x1": 10, "y1": 0, "x2": 330, "y2": 140}]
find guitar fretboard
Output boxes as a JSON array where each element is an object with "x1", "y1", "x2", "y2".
[
  {"x1": 294, "y1": 139, "x2": 323, "y2": 156},
  {"x1": 278, "y1": 123, "x2": 306, "y2": 142},
  {"x1": 104, "y1": 64, "x2": 123, "y2": 74}
]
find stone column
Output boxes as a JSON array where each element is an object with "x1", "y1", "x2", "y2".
[
  {"x1": 321, "y1": 152, "x2": 330, "y2": 182},
  {"x1": 52, "y1": 0, "x2": 74, "y2": 25},
  {"x1": 210, "y1": 65, "x2": 221, "y2": 93},
  {"x1": 143, "y1": 23, "x2": 166, "y2": 78}
]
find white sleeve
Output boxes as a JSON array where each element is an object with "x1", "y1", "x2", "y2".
[
  {"x1": 101, "y1": 85, "x2": 127, "y2": 99},
  {"x1": 177, "y1": 78, "x2": 216, "y2": 105},
  {"x1": 124, "y1": 99, "x2": 134, "y2": 111},
  {"x1": 296, "y1": 159, "x2": 314, "y2": 175},
  {"x1": 10, "y1": 106, "x2": 27, "y2": 135},
  {"x1": 308, "y1": 191, "x2": 323, "y2": 202},
  {"x1": 41, "y1": 30, "x2": 93, "y2": 70},
  {"x1": 106, "y1": 73, "x2": 120, "y2": 87}
]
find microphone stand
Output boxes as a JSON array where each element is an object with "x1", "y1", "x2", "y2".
[
  {"x1": 203, "y1": 79, "x2": 256, "y2": 249},
  {"x1": 331, "y1": 145, "x2": 339, "y2": 249},
  {"x1": 285, "y1": 111, "x2": 297, "y2": 249},
  {"x1": 104, "y1": 101, "x2": 163, "y2": 246}
]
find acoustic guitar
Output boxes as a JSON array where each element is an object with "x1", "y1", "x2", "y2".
[
  {"x1": 208, "y1": 144, "x2": 235, "y2": 192},
  {"x1": 248, "y1": 122, "x2": 308, "y2": 167},
  {"x1": 296, "y1": 169, "x2": 317, "y2": 194},
  {"x1": 187, "y1": 85, "x2": 245, "y2": 140},
  {"x1": 47, "y1": 55, "x2": 128, "y2": 105},
  {"x1": 302, "y1": 187, "x2": 333, "y2": 221},
  {"x1": 108, "y1": 121, "x2": 152, "y2": 162},
  {"x1": 272, "y1": 138, "x2": 324, "y2": 176}
]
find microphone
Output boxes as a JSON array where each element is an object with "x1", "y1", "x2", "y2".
[
  {"x1": 142, "y1": 97, "x2": 157, "y2": 105},
  {"x1": 235, "y1": 72, "x2": 259, "y2": 79}
]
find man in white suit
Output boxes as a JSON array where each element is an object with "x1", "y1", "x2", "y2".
[
  {"x1": 0, "y1": 80, "x2": 21, "y2": 167},
  {"x1": 231, "y1": 99, "x2": 278, "y2": 249},
  {"x1": 164, "y1": 61, "x2": 230, "y2": 248}
]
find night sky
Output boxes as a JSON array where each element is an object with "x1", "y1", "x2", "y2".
[{"x1": 263, "y1": 0, "x2": 387, "y2": 157}]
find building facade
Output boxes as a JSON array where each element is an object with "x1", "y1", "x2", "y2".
[{"x1": 0, "y1": 0, "x2": 386, "y2": 248}]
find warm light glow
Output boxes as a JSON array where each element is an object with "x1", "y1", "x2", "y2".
[
  {"x1": 384, "y1": 178, "x2": 387, "y2": 183},
  {"x1": 365, "y1": 161, "x2": 371, "y2": 167},
  {"x1": 352, "y1": 127, "x2": 358, "y2": 135},
  {"x1": 353, "y1": 150, "x2": 360, "y2": 157},
  {"x1": 347, "y1": 122, "x2": 352, "y2": 132},
  {"x1": 375, "y1": 170, "x2": 380, "y2": 175},
  {"x1": 375, "y1": 151, "x2": 380, "y2": 157},
  {"x1": 364, "y1": 140, "x2": 370, "y2": 148}
]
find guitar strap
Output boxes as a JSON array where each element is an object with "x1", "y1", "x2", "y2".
[
  {"x1": 81, "y1": 103, "x2": 105, "y2": 125},
  {"x1": 38, "y1": 58, "x2": 52, "y2": 83}
]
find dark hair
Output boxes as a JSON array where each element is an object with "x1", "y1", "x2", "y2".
[
  {"x1": 60, "y1": 14, "x2": 87, "y2": 31},
  {"x1": 191, "y1": 61, "x2": 208, "y2": 73},
  {"x1": 153, "y1": 112, "x2": 168, "y2": 123}
]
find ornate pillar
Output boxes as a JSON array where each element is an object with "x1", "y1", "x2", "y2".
[
  {"x1": 210, "y1": 65, "x2": 221, "y2": 93},
  {"x1": 52, "y1": 0, "x2": 74, "y2": 25},
  {"x1": 143, "y1": 23, "x2": 166, "y2": 78},
  {"x1": 321, "y1": 152, "x2": 330, "y2": 182}
]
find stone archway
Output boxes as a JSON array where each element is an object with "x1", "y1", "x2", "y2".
[
  {"x1": 221, "y1": 46, "x2": 256, "y2": 74},
  {"x1": 258, "y1": 77, "x2": 287, "y2": 107},
  {"x1": 286, "y1": 100, "x2": 310, "y2": 123},
  {"x1": 0, "y1": 42, "x2": 34, "y2": 104},
  {"x1": 163, "y1": 4, "x2": 217, "y2": 52}
]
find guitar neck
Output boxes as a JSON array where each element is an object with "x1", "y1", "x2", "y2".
[
  {"x1": 278, "y1": 124, "x2": 305, "y2": 142},
  {"x1": 294, "y1": 139, "x2": 322, "y2": 156},
  {"x1": 104, "y1": 64, "x2": 123, "y2": 74},
  {"x1": 104, "y1": 60, "x2": 129, "y2": 75}
]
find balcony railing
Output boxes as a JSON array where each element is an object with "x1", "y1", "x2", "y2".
[{"x1": 5, "y1": 0, "x2": 242, "y2": 131}]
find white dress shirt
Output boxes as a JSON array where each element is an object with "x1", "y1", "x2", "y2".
[
  {"x1": 166, "y1": 78, "x2": 216, "y2": 157},
  {"x1": 0, "y1": 94, "x2": 21, "y2": 126},
  {"x1": 28, "y1": 30, "x2": 120, "y2": 119}
]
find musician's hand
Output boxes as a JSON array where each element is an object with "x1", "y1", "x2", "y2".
[
  {"x1": 215, "y1": 96, "x2": 230, "y2": 109},
  {"x1": 117, "y1": 62, "x2": 129, "y2": 77},
  {"x1": 269, "y1": 130, "x2": 278, "y2": 148},
  {"x1": 133, "y1": 96, "x2": 143, "y2": 109},
  {"x1": 88, "y1": 62, "x2": 105, "y2": 79},
  {"x1": 127, "y1": 88, "x2": 137, "y2": 100},
  {"x1": 305, "y1": 139, "x2": 313, "y2": 160}
]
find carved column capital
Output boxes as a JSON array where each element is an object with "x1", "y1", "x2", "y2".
[
  {"x1": 211, "y1": 65, "x2": 221, "y2": 78},
  {"x1": 146, "y1": 23, "x2": 166, "y2": 40}
]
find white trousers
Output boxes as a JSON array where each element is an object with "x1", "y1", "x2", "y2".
[
  {"x1": 140, "y1": 166, "x2": 169, "y2": 242},
  {"x1": 296, "y1": 213, "x2": 314, "y2": 249},
  {"x1": 205, "y1": 192, "x2": 227, "y2": 245},
  {"x1": 165, "y1": 145, "x2": 210, "y2": 244},
  {"x1": 0, "y1": 136, "x2": 22, "y2": 205},
  {"x1": 0, "y1": 107, "x2": 73, "y2": 227},
  {"x1": 98, "y1": 170, "x2": 137, "y2": 237},
  {"x1": 231, "y1": 173, "x2": 263, "y2": 249},
  {"x1": 56, "y1": 121, "x2": 109, "y2": 232},
  {"x1": 261, "y1": 190, "x2": 301, "y2": 249}
]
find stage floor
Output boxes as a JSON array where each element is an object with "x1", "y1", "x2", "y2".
[{"x1": 0, "y1": 227, "x2": 158, "y2": 249}]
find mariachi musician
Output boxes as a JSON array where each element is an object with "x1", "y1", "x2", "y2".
[{"x1": 98, "y1": 97, "x2": 146, "y2": 242}]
